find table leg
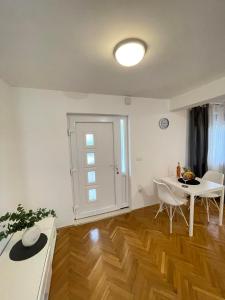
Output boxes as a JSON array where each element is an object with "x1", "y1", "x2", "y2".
[
  {"x1": 189, "y1": 194, "x2": 195, "y2": 237},
  {"x1": 219, "y1": 187, "x2": 224, "y2": 226}
]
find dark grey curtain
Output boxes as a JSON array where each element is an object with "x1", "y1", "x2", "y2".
[{"x1": 189, "y1": 105, "x2": 209, "y2": 177}]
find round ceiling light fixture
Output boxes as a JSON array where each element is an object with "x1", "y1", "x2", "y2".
[{"x1": 113, "y1": 38, "x2": 147, "y2": 67}]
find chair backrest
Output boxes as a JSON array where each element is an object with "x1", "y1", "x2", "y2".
[
  {"x1": 202, "y1": 170, "x2": 224, "y2": 185},
  {"x1": 153, "y1": 180, "x2": 179, "y2": 206}
]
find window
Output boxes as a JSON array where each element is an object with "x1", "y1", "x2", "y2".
[
  {"x1": 86, "y1": 133, "x2": 94, "y2": 147},
  {"x1": 87, "y1": 152, "x2": 95, "y2": 165},
  {"x1": 208, "y1": 104, "x2": 225, "y2": 175},
  {"x1": 88, "y1": 189, "x2": 97, "y2": 201},
  {"x1": 120, "y1": 119, "x2": 126, "y2": 174},
  {"x1": 87, "y1": 171, "x2": 96, "y2": 184}
]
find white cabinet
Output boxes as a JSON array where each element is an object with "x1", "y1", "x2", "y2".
[
  {"x1": 0, "y1": 217, "x2": 56, "y2": 300},
  {"x1": 38, "y1": 226, "x2": 56, "y2": 300}
]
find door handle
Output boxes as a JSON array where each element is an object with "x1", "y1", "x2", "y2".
[
  {"x1": 109, "y1": 164, "x2": 120, "y2": 174},
  {"x1": 70, "y1": 168, "x2": 77, "y2": 176}
]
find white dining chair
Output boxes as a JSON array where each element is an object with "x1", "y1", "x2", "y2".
[
  {"x1": 153, "y1": 180, "x2": 188, "y2": 233},
  {"x1": 200, "y1": 170, "x2": 224, "y2": 222}
]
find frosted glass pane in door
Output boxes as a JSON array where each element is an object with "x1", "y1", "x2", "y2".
[
  {"x1": 87, "y1": 153, "x2": 95, "y2": 165},
  {"x1": 87, "y1": 171, "x2": 96, "y2": 184},
  {"x1": 86, "y1": 134, "x2": 94, "y2": 146},
  {"x1": 88, "y1": 189, "x2": 97, "y2": 201}
]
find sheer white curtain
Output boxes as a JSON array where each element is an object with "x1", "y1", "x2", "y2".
[{"x1": 208, "y1": 104, "x2": 225, "y2": 175}]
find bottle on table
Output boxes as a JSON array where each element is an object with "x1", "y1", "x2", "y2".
[{"x1": 176, "y1": 162, "x2": 181, "y2": 178}]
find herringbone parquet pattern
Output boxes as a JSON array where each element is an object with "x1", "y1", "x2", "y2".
[{"x1": 49, "y1": 203, "x2": 225, "y2": 300}]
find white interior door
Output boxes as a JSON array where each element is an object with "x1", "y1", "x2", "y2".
[
  {"x1": 68, "y1": 115, "x2": 129, "y2": 219},
  {"x1": 76, "y1": 122, "x2": 116, "y2": 218}
]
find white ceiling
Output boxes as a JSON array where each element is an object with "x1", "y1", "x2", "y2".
[{"x1": 1, "y1": 0, "x2": 225, "y2": 98}]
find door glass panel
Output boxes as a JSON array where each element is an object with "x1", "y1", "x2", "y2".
[
  {"x1": 87, "y1": 171, "x2": 96, "y2": 184},
  {"x1": 88, "y1": 189, "x2": 97, "y2": 201},
  {"x1": 120, "y1": 119, "x2": 126, "y2": 174},
  {"x1": 87, "y1": 152, "x2": 95, "y2": 165},
  {"x1": 86, "y1": 133, "x2": 94, "y2": 147}
]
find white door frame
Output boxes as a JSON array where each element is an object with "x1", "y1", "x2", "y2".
[{"x1": 67, "y1": 113, "x2": 130, "y2": 219}]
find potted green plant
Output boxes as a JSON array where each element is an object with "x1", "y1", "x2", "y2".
[{"x1": 0, "y1": 204, "x2": 56, "y2": 247}]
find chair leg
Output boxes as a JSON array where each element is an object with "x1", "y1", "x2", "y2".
[
  {"x1": 201, "y1": 197, "x2": 205, "y2": 206},
  {"x1": 169, "y1": 205, "x2": 173, "y2": 234},
  {"x1": 154, "y1": 202, "x2": 163, "y2": 219},
  {"x1": 165, "y1": 204, "x2": 169, "y2": 216},
  {"x1": 206, "y1": 199, "x2": 210, "y2": 222},
  {"x1": 203, "y1": 198, "x2": 207, "y2": 209},
  {"x1": 178, "y1": 206, "x2": 189, "y2": 227},
  {"x1": 211, "y1": 198, "x2": 220, "y2": 210}
]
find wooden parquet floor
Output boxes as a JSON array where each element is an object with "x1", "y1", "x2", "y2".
[{"x1": 49, "y1": 203, "x2": 225, "y2": 300}]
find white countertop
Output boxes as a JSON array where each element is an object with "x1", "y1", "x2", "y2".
[{"x1": 0, "y1": 217, "x2": 55, "y2": 300}]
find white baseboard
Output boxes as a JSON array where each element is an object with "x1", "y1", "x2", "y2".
[
  {"x1": 73, "y1": 200, "x2": 161, "y2": 226},
  {"x1": 132, "y1": 199, "x2": 159, "y2": 210},
  {"x1": 74, "y1": 207, "x2": 131, "y2": 226}
]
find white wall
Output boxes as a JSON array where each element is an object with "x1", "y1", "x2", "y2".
[
  {"x1": 0, "y1": 79, "x2": 24, "y2": 253},
  {"x1": 9, "y1": 87, "x2": 187, "y2": 227},
  {"x1": 0, "y1": 79, "x2": 24, "y2": 212},
  {"x1": 170, "y1": 76, "x2": 225, "y2": 111}
]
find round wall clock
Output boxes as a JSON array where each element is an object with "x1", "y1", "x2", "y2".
[{"x1": 159, "y1": 118, "x2": 169, "y2": 129}]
